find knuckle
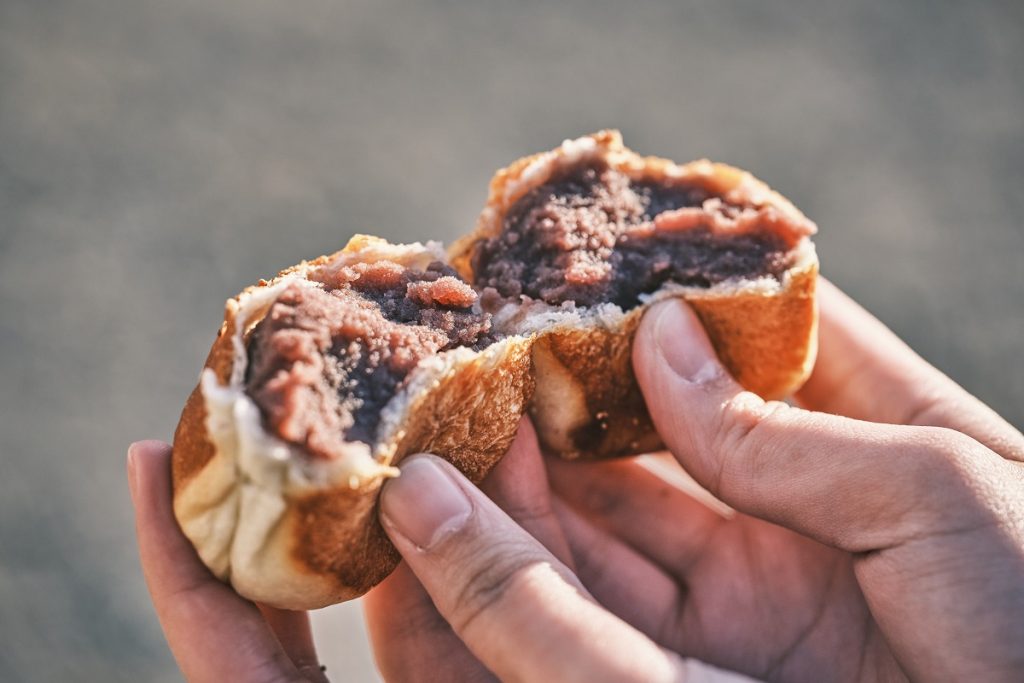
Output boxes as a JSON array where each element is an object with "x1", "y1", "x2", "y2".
[
  {"x1": 716, "y1": 394, "x2": 788, "y2": 452},
  {"x1": 889, "y1": 426, "x2": 1024, "y2": 542},
  {"x1": 917, "y1": 426, "x2": 990, "y2": 476},
  {"x1": 447, "y1": 538, "x2": 543, "y2": 634},
  {"x1": 904, "y1": 426, "x2": 1003, "y2": 509},
  {"x1": 711, "y1": 395, "x2": 793, "y2": 489}
]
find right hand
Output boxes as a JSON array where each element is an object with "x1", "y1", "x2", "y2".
[{"x1": 365, "y1": 279, "x2": 1024, "y2": 682}]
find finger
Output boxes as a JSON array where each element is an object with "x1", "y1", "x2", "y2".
[
  {"x1": 480, "y1": 418, "x2": 574, "y2": 568},
  {"x1": 378, "y1": 454, "x2": 685, "y2": 683},
  {"x1": 633, "y1": 300, "x2": 1005, "y2": 553},
  {"x1": 365, "y1": 420, "x2": 569, "y2": 683},
  {"x1": 551, "y1": 496, "x2": 685, "y2": 648},
  {"x1": 257, "y1": 606, "x2": 328, "y2": 682},
  {"x1": 798, "y1": 278, "x2": 1024, "y2": 460},
  {"x1": 546, "y1": 456, "x2": 725, "y2": 577},
  {"x1": 364, "y1": 563, "x2": 495, "y2": 683},
  {"x1": 127, "y1": 441, "x2": 304, "y2": 683}
]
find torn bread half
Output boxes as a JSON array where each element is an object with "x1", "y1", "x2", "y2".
[
  {"x1": 172, "y1": 235, "x2": 533, "y2": 610},
  {"x1": 450, "y1": 130, "x2": 818, "y2": 459}
]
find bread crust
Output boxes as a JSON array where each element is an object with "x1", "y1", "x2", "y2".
[
  {"x1": 450, "y1": 131, "x2": 819, "y2": 459},
  {"x1": 171, "y1": 236, "x2": 533, "y2": 609}
]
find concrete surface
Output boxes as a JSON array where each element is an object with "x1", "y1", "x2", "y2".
[{"x1": 1, "y1": 0, "x2": 1021, "y2": 680}]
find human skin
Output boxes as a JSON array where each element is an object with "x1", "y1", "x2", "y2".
[{"x1": 129, "y1": 279, "x2": 1024, "y2": 682}]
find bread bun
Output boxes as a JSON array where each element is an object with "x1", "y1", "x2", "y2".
[
  {"x1": 172, "y1": 236, "x2": 533, "y2": 609},
  {"x1": 450, "y1": 131, "x2": 818, "y2": 459}
]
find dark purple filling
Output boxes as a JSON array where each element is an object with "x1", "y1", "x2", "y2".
[
  {"x1": 472, "y1": 160, "x2": 794, "y2": 309},
  {"x1": 245, "y1": 261, "x2": 493, "y2": 458}
]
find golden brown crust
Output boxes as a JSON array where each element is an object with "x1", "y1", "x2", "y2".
[
  {"x1": 387, "y1": 340, "x2": 535, "y2": 481},
  {"x1": 689, "y1": 262, "x2": 818, "y2": 398},
  {"x1": 528, "y1": 264, "x2": 818, "y2": 459},
  {"x1": 171, "y1": 386, "x2": 216, "y2": 493},
  {"x1": 285, "y1": 480, "x2": 392, "y2": 602},
  {"x1": 528, "y1": 308, "x2": 657, "y2": 460},
  {"x1": 172, "y1": 313, "x2": 238, "y2": 492},
  {"x1": 452, "y1": 130, "x2": 819, "y2": 459}
]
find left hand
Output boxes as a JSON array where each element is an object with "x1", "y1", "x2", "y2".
[
  {"x1": 127, "y1": 440, "x2": 329, "y2": 683},
  {"x1": 363, "y1": 419, "x2": 581, "y2": 682},
  {"x1": 363, "y1": 419, "x2": 698, "y2": 682}
]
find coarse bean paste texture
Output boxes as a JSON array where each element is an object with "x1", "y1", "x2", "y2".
[
  {"x1": 245, "y1": 261, "x2": 494, "y2": 458},
  {"x1": 472, "y1": 160, "x2": 795, "y2": 309}
]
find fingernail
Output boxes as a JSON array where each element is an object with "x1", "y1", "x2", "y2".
[
  {"x1": 650, "y1": 299, "x2": 720, "y2": 382},
  {"x1": 127, "y1": 442, "x2": 141, "y2": 503},
  {"x1": 380, "y1": 456, "x2": 472, "y2": 551}
]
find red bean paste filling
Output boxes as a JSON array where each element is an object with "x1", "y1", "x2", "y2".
[
  {"x1": 472, "y1": 160, "x2": 795, "y2": 309},
  {"x1": 245, "y1": 261, "x2": 494, "y2": 458}
]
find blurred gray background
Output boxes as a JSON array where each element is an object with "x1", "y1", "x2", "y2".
[{"x1": 1, "y1": 0, "x2": 1022, "y2": 680}]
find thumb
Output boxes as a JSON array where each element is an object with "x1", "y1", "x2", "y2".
[
  {"x1": 378, "y1": 455, "x2": 684, "y2": 683},
  {"x1": 632, "y1": 299, "x2": 993, "y2": 552}
]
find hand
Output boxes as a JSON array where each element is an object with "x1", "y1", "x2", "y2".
[
  {"x1": 549, "y1": 278, "x2": 1024, "y2": 681},
  {"x1": 127, "y1": 441, "x2": 329, "y2": 683}
]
